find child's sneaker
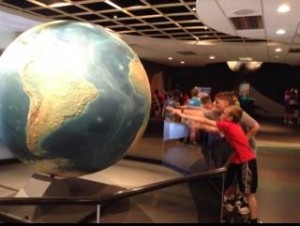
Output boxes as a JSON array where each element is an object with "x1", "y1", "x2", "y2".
[
  {"x1": 236, "y1": 195, "x2": 250, "y2": 215},
  {"x1": 223, "y1": 196, "x2": 235, "y2": 212},
  {"x1": 237, "y1": 203, "x2": 250, "y2": 215}
]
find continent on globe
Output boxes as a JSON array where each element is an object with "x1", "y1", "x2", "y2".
[
  {"x1": 0, "y1": 20, "x2": 151, "y2": 177},
  {"x1": 22, "y1": 61, "x2": 99, "y2": 154}
]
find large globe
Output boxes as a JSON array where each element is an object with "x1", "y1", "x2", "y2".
[{"x1": 0, "y1": 21, "x2": 151, "y2": 177}]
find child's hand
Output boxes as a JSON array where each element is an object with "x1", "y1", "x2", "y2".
[
  {"x1": 166, "y1": 106, "x2": 181, "y2": 115},
  {"x1": 166, "y1": 106, "x2": 178, "y2": 115},
  {"x1": 166, "y1": 106, "x2": 174, "y2": 112}
]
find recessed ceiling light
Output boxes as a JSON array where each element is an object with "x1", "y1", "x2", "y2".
[
  {"x1": 180, "y1": 61, "x2": 185, "y2": 64},
  {"x1": 168, "y1": 57, "x2": 173, "y2": 60},
  {"x1": 209, "y1": 56, "x2": 215, "y2": 60},
  {"x1": 275, "y1": 48, "x2": 282, "y2": 52},
  {"x1": 277, "y1": 4, "x2": 290, "y2": 13},
  {"x1": 276, "y1": 29, "x2": 286, "y2": 35}
]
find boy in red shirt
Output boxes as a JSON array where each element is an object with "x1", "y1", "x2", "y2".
[{"x1": 167, "y1": 105, "x2": 259, "y2": 223}]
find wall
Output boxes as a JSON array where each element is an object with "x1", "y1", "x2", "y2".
[
  {"x1": 141, "y1": 60, "x2": 172, "y2": 93},
  {"x1": 170, "y1": 63, "x2": 241, "y2": 96},
  {"x1": 0, "y1": 32, "x2": 19, "y2": 50}
]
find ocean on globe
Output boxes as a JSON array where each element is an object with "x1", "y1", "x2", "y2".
[{"x1": 0, "y1": 20, "x2": 151, "y2": 177}]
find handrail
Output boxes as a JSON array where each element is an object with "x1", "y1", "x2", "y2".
[{"x1": 0, "y1": 166, "x2": 227, "y2": 206}]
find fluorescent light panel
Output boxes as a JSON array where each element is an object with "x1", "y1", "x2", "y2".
[{"x1": 27, "y1": 0, "x2": 71, "y2": 8}]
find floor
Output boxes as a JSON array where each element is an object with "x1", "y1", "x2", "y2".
[
  {"x1": 0, "y1": 119, "x2": 299, "y2": 223},
  {"x1": 255, "y1": 122, "x2": 300, "y2": 223}
]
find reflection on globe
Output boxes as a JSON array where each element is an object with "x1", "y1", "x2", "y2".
[{"x1": 0, "y1": 20, "x2": 151, "y2": 177}]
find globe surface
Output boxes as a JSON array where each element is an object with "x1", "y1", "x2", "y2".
[{"x1": 0, "y1": 20, "x2": 151, "y2": 177}]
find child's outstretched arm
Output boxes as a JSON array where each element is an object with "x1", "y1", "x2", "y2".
[{"x1": 166, "y1": 106, "x2": 219, "y2": 133}]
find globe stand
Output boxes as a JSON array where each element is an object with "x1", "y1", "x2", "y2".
[{"x1": 0, "y1": 173, "x2": 124, "y2": 223}]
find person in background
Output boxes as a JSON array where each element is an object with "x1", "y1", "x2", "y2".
[
  {"x1": 288, "y1": 88, "x2": 299, "y2": 125},
  {"x1": 180, "y1": 91, "x2": 190, "y2": 106},
  {"x1": 152, "y1": 89, "x2": 165, "y2": 120},
  {"x1": 167, "y1": 105, "x2": 260, "y2": 224},
  {"x1": 183, "y1": 87, "x2": 202, "y2": 145},
  {"x1": 231, "y1": 90, "x2": 240, "y2": 106},
  {"x1": 296, "y1": 88, "x2": 300, "y2": 125},
  {"x1": 162, "y1": 91, "x2": 180, "y2": 121},
  {"x1": 190, "y1": 95, "x2": 214, "y2": 165},
  {"x1": 186, "y1": 94, "x2": 214, "y2": 146},
  {"x1": 200, "y1": 95, "x2": 214, "y2": 111},
  {"x1": 283, "y1": 88, "x2": 292, "y2": 124},
  {"x1": 187, "y1": 87, "x2": 201, "y2": 107}
]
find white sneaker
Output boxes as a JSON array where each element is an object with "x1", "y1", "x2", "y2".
[
  {"x1": 237, "y1": 204, "x2": 250, "y2": 215},
  {"x1": 223, "y1": 197, "x2": 235, "y2": 212},
  {"x1": 236, "y1": 195, "x2": 250, "y2": 215}
]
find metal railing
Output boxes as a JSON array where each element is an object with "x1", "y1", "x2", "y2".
[{"x1": 0, "y1": 166, "x2": 227, "y2": 223}]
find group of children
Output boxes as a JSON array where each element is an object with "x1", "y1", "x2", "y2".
[{"x1": 166, "y1": 91, "x2": 261, "y2": 223}]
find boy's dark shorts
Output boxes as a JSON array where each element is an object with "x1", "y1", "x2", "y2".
[{"x1": 225, "y1": 159, "x2": 258, "y2": 194}]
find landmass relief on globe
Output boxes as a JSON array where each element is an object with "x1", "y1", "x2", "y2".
[{"x1": 0, "y1": 20, "x2": 151, "y2": 177}]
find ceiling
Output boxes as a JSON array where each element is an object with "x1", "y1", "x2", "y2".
[{"x1": 0, "y1": 0, "x2": 300, "y2": 67}]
